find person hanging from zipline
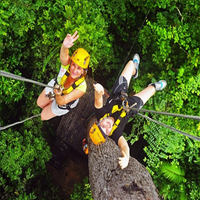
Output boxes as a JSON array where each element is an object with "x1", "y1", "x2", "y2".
[
  {"x1": 37, "y1": 31, "x2": 90, "y2": 120},
  {"x1": 89, "y1": 54, "x2": 167, "y2": 169}
]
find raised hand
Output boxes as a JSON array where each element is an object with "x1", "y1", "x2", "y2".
[
  {"x1": 118, "y1": 151, "x2": 129, "y2": 169},
  {"x1": 63, "y1": 31, "x2": 79, "y2": 49},
  {"x1": 93, "y1": 83, "x2": 104, "y2": 95}
]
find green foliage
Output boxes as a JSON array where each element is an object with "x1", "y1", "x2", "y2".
[
  {"x1": 124, "y1": 115, "x2": 144, "y2": 145},
  {"x1": 142, "y1": 119, "x2": 200, "y2": 200},
  {"x1": 1, "y1": 0, "x2": 200, "y2": 199},
  {"x1": 70, "y1": 177, "x2": 93, "y2": 200},
  {"x1": 91, "y1": 0, "x2": 140, "y2": 79},
  {"x1": 159, "y1": 162, "x2": 187, "y2": 200},
  {"x1": 26, "y1": 173, "x2": 65, "y2": 200},
  {"x1": 0, "y1": 70, "x2": 25, "y2": 105},
  {"x1": 0, "y1": 119, "x2": 52, "y2": 199},
  {"x1": 123, "y1": 1, "x2": 200, "y2": 199},
  {"x1": 160, "y1": 162, "x2": 186, "y2": 184}
]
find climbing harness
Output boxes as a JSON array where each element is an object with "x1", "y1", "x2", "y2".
[
  {"x1": 90, "y1": 92, "x2": 137, "y2": 144},
  {"x1": 59, "y1": 69, "x2": 85, "y2": 94},
  {"x1": 45, "y1": 62, "x2": 86, "y2": 99},
  {"x1": 99, "y1": 92, "x2": 130, "y2": 136}
]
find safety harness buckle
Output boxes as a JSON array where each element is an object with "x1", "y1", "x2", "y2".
[
  {"x1": 120, "y1": 91, "x2": 129, "y2": 112},
  {"x1": 46, "y1": 92, "x2": 56, "y2": 100}
]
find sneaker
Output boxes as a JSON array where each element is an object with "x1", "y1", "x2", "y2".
[
  {"x1": 149, "y1": 80, "x2": 167, "y2": 91},
  {"x1": 132, "y1": 54, "x2": 140, "y2": 79}
]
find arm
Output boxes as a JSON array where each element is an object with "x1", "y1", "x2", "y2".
[
  {"x1": 93, "y1": 83, "x2": 104, "y2": 109},
  {"x1": 53, "y1": 85, "x2": 84, "y2": 106},
  {"x1": 118, "y1": 136, "x2": 130, "y2": 169},
  {"x1": 60, "y1": 31, "x2": 79, "y2": 66}
]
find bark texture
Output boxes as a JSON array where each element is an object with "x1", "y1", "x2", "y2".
[{"x1": 87, "y1": 116, "x2": 161, "y2": 200}]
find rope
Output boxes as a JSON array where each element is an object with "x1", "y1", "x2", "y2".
[
  {"x1": 0, "y1": 70, "x2": 51, "y2": 131},
  {"x1": 128, "y1": 107, "x2": 200, "y2": 121},
  {"x1": 117, "y1": 9, "x2": 150, "y2": 78},
  {"x1": 0, "y1": 114, "x2": 41, "y2": 131},
  {"x1": 0, "y1": 70, "x2": 54, "y2": 89},
  {"x1": 138, "y1": 113, "x2": 200, "y2": 142}
]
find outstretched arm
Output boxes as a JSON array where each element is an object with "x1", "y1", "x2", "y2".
[
  {"x1": 93, "y1": 83, "x2": 104, "y2": 109},
  {"x1": 60, "y1": 31, "x2": 79, "y2": 66},
  {"x1": 118, "y1": 136, "x2": 130, "y2": 169}
]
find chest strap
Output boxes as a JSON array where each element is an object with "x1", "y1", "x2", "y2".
[
  {"x1": 60, "y1": 69, "x2": 85, "y2": 94},
  {"x1": 109, "y1": 109, "x2": 126, "y2": 136},
  {"x1": 100, "y1": 104, "x2": 127, "y2": 136}
]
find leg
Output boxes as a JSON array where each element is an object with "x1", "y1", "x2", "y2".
[
  {"x1": 110, "y1": 54, "x2": 140, "y2": 96},
  {"x1": 37, "y1": 88, "x2": 53, "y2": 109},
  {"x1": 134, "y1": 80, "x2": 167, "y2": 104},
  {"x1": 121, "y1": 60, "x2": 136, "y2": 87},
  {"x1": 121, "y1": 54, "x2": 140, "y2": 86},
  {"x1": 40, "y1": 102, "x2": 56, "y2": 120},
  {"x1": 134, "y1": 85, "x2": 156, "y2": 105}
]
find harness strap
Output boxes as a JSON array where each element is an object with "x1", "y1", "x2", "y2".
[
  {"x1": 109, "y1": 109, "x2": 127, "y2": 136},
  {"x1": 60, "y1": 69, "x2": 85, "y2": 94},
  {"x1": 100, "y1": 103, "x2": 128, "y2": 136}
]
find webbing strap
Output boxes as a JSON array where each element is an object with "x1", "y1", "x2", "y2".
[
  {"x1": 99, "y1": 102, "x2": 128, "y2": 136},
  {"x1": 60, "y1": 69, "x2": 85, "y2": 94},
  {"x1": 109, "y1": 110, "x2": 127, "y2": 136}
]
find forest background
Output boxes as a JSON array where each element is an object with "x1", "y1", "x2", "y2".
[{"x1": 0, "y1": 0, "x2": 200, "y2": 199}]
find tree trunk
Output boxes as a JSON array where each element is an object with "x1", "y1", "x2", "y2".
[
  {"x1": 54, "y1": 75, "x2": 161, "y2": 199},
  {"x1": 87, "y1": 116, "x2": 161, "y2": 200}
]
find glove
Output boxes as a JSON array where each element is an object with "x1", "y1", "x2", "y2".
[
  {"x1": 93, "y1": 83, "x2": 104, "y2": 95},
  {"x1": 119, "y1": 151, "x2": 129, "y2": 169}
]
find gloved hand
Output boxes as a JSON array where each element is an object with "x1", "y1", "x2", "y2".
[
  {"x1": 119, "y1": 151, "x2": 129, "y2": 169},
  {"x1": 53, "y1": 84, "x2": 63, "y2": 96},
  {"x1": 63, "y1": 31, "x2": 79, "y2": 49},
  {"x1": 93, "y1": 83, "x2": 104, "y2": 95}
]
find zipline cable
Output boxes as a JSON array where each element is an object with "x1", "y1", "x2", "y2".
[
  {"x1": 2, "y1": 69, "x2": 199, "y2": 121},
  {"x1": 117, "y1": 9, "x2": 150, "y2": 78},
  {"x1": 138, "y1": 113, "x2": 200, "y2": 142},
  {"x1": 0, "y1": 114, "x2": 41, "y2": 131},
  {"x1": 127, "y1": 107, "x2": 200, "y2": 121},
  {"x1": 0, "y1": 70, "x2": 53, "y2": 131},
  {"x1": 0, "y1": 70, "x2": 54, "y2": 89}
]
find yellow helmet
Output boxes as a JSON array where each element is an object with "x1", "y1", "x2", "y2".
[
  {"x1": 89, "y1": 123, "x2": 107, "y2": 145},
  {"x1": 71, "y1": 48, "x2": 90, "y2": 69}
]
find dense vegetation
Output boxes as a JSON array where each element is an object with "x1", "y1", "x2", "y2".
[{"x1": 0, "y1": 0, "x2": 199, "y2": 199}]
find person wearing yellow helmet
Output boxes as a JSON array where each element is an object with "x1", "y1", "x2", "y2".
[
  {"x1": 90, "y1": 54, "x2": 167, "y2": 169},
  {"x1": 37, "y1": 31, "x2": 90, "y2": 120}
]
